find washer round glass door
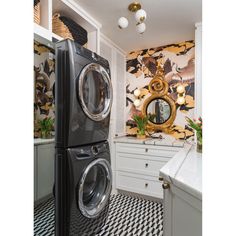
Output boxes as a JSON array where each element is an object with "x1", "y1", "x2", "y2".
[
  {"x1": 78, "y1": 158, "x2": 112, "y2": 218},
  {"x1": 78, "y1": 63, "x2": 113, "y2": 121}
]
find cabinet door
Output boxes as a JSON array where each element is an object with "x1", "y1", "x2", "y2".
[
  {"x1": 100, "y1": 39, "x2": 116, "y2": 191},
  {"x1": 100, "y1": 38, "x2": 115, "y2": 138},
  {"x1": 100, "y1": 37, "x2": 126, "y2": 193},
  {"x1": 163, "y1": 183, "x2": 202, "y2": 236},
  {"x1": 34, "y1": 146, "x2": 37, "y2": 201},
  {"x1": 37, "y1": 143, "x2": 55, "y2": 200},
  {"x1": 100, "y1": 37, "x2": 126, "y2": 138},
  {"x1": 172, "y1": 185, "x2": 202, "y2": 236},
  {"x1": 114, "y1": 51, "x2": 126, "y2": 136},
  {"x1": 163, "y1": 184, "x2": 172, "y2": 236},
  {"x1": 195, "y1": 23, "x2": 202, "y2": 118}
]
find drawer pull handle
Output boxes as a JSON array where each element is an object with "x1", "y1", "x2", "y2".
[
  {"x1": 145, "y1": 183, "x2": 148, "y2": 188},
  {"x1": 162, "y1": 182, "x2": 170, "y2": 189},
  {"x1": 145, "y1": 163, "x2": 148, "y2": 168},
  {"x1": 159, "y1": 176, "x2": 164, "y2": 181},
  {"x1": 145, "y1": 148, "x2": 148, "y2": 152}
]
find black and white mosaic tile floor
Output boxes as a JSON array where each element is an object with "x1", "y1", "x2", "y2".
[{"x1": 34, "y1": 194, "x2": 163, "y2": 236}]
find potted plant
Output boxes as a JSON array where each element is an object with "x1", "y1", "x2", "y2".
[
  {"x1": 38, "y1": 117, "x2": 54, "y2": 139},
  {"x1": 133, "y1": 114, "x2": 149, "y2": 139},
  {"x1": 186, "y1": 116, "x2": 202, "y2": 153}
]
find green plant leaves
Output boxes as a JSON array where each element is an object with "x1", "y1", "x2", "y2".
[
  {"x1": 38, "y1": 117, "x2": 54, "y2": 132},
  {"x1": 133, "y1": 114, "x2": 149, "y2": 134}
]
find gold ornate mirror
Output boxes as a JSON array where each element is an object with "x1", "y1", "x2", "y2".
[{"x1": 142, "y1": 64, "x2": 176, "y2": 133}]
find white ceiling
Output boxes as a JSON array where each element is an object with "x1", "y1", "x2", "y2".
[{"x1": 75, "y1": 0, "x2": 202, "y2": 52}]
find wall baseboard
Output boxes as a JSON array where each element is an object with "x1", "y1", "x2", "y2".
[
  {"x1": 34, "y1": 193, "x2": 53, "y2": 207},
  {"x1": 117, "y1": 189, "x2": 163, "y2": 203}
]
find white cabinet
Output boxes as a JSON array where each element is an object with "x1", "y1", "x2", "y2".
[
  {"x1": 34, "y1": 142, "x2": 55, "y2": 202},
  {"x1": 160, "y1": 145, "x2": 202, "y2": 236},
  {"x1": 34, "y1": 146, "x2": 37, "y2": 202},
  {"x1": 37, "y1": 144, "x2": 55, "y2": 199},
  {"x1": 100, "y1": 34, "x2": 126, "y2": 193},
  {"x1": 116, "y1": 171, "x2": 163, "y2": 198},
  {"x1": 114, "y1": 51, "x2": 126, "y2": 136},
  {"x1": 163, "y1": 184, "x2": 202, "y2": 236},
  {"x1": 115, "y1": 142, "x2": 181, "y2": 199},
  {"x1": 100, "y1": 33, "x2": 126, "y2": 137}
]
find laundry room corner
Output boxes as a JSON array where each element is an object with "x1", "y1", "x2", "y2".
[{"x1": 33, "y1": 0, "x2": 203, "y2": 236}]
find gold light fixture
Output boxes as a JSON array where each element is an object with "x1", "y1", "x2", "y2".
[
  {"x1": 128, "y1": 2, "x2": 141, "y2": 12},
  {"x1": 118, "y1": 2, "x2": 147, "y2": 34}
]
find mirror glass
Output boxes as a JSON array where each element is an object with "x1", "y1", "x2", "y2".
[{"x1": 146, "y1": 98, "x2": 171, "y2": 124}]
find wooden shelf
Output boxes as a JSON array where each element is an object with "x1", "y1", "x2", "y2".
[
  {"x1": 52, "y1": 0, "x2": 101, "y2": 32},
  {"x1": 52, "y1": 32, "x2": 63, "y2": 41},
  {"x1": 52, "y1": 0, "x2": 101, "y2": 53},
  {"x1": 34, "y1": 23, "x2": 52, "y2": 41},
  {"x1": 34, "y1": 23, "x2": 63, "y2": 44}
]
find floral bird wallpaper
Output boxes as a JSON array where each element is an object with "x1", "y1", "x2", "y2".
[
  {"x1": 126, "y1": 40, "x2": 195, "y2": 140},
  {"x1": 34, "y1": 40, "x2": 55, "y2": 138}
]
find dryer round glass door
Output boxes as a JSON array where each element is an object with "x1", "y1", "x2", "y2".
[
  {"x1": 78, "y1": 63, "x2": 113, "y2": 121},
  {"x1": 78, "y1": 158, "x2": 112, "y2": 218}
]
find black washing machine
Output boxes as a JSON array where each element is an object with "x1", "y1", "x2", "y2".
[
  {"x1": 55, "y1": 39, "x2": 112, "y2": 148},
  {"x1": 55, "y1": 39, "x2": 113, "y2": 236},
  {"x1": 55, "y1": 141, "x2": 112, "y2": 236}
]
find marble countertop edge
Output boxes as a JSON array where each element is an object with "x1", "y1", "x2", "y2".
[
  {"x1": 113, "y1": 135, "x2": 185, "y2": 147},
  {"x1": 160, "y1": 144, "x2": 202, "y2": 200},
  {"x1": 34, "y1": 138, "x2": 55, "y2": 145}
]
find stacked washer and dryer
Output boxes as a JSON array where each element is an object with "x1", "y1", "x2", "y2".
[{"x1": 55, "y1": 39, "x2": 113, "y2": 236}]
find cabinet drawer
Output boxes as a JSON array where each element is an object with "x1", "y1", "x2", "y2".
[
  {"x1": 116, "y1": 143, "x2": 179, "y2": 158},
  {"x1": 116, "y1": 171, "x2": 163, "y2": 199},
  {"x1": 116, "y1": 153, "x2": 167, "y2": 177}
]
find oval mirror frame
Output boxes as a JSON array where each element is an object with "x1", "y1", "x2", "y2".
[{"x1": 142, "y1": 94, "x2": 176, "y2": 131}]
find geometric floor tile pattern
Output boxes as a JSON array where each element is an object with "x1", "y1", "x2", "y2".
[
  {"x1": 34, "y1": 197, "x2": 54, "y2": 236},
  {"x1": 34, "y1": 194, "x2": 163, "y2": 236}
]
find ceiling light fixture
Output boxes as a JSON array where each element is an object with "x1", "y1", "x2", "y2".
[
  {"x1": 118, "y1": 2, "x2": 147, "y2": 34},
  {"x1": 128, "y1": 2, "x2": 141, "y2": 12},
  {"x1": 136, "y1": 22, "x2": 146, "y2": 34},
  {"x1": 135, "y1": 9, "x2": 147, "y2": 23},
  {"x1": 118, "y1": 17, "x2": 129, "y2": 29}
]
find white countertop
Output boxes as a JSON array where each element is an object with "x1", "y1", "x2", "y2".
[
  {"x1": 160, "y1": 144, "x2": 202, "y2": 200},
  {"x1": 34, "y1": 138, "x2": 55, "y2": 145},
  {"x1": 113, "y1": 135, "x2": 185, "y2": 147}
]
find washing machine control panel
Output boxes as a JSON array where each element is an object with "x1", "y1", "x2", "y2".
[
  {"x1": 91, "y1": 142, "x2": 108, "y2": 155},
  {"x1": 91, "y1": 145, "x2": 99, "y2": 155},
  {"x1": 72, "y1": 142, "x2": 109, "y2": 160},
  {"x1": 91, "y1": 52, "x2": 97, "y2": 61}
]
